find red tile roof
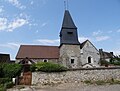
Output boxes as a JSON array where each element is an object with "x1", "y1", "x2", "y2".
[{"x1": 16, "y1": 45, "x2": 59, "y2": 59}]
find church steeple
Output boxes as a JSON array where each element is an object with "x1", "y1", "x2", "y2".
[
  {"x1": 60, "y1": 10, "x2": 80, "y2": 46},
  {"x1": 62, "y1": 10, "x2": 77, "y2": 29}
]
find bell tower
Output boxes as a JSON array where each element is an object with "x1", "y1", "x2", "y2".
[
  {"x1": 59, "y1": 10, "x2": 81, "y2": 69},
  {"x1": 60, "y1": 10, "x2": 80, "y2": 46}
]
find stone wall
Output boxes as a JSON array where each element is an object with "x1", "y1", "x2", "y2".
[
  {"x1": 32, "y1": 68, "x2": 120, "y2": 85},
  {"x1": 59, "y1": 44, "x2": 81, "y2": 69}
]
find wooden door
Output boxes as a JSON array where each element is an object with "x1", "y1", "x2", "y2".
[{"x1": 19, "y1": 71, "x2": 32, "y2": 85}]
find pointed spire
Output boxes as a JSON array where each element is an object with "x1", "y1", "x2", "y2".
[
  {"x1": 62, "y1": 10, "x2": 77, "y2": 29},
  {"x1": 60, "y1": 10, "x2": 80, "y2": 46}
]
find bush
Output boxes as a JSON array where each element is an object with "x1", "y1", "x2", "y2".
[
  {"x1": 5, "y1": 81, "x2": 13, "y2": 89},
  {"x1": 30, "y1": 62, "x2": 67, "y2": 72},
  {"x1": 0, "y1": 84, "x2": 5, "y2": 91},
  {"x1": 100, "y1": 60, "x2": 109, "y2": 66},
  {"x1": 0, "y1": 78, "x2": 11, "y2": 84},
  {"x1": 1, "y1": 63, "x2": 22, "y2": 78},
  {"x1": 30, "y1": 64, "x2": 37, "y2": 72},
  {"x1": 112, "y1": 62, "x2": 120, "y2": 65}
]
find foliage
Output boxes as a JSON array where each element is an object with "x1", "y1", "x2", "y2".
[
  {"x1": 0, "y1": 63, "x2": 22, "y2": 78},
  {"x1": 0, "y1": 78, "x2": 11, "y2": 84},
  {"x1": 5, "y1": 81, "x2": 14, "y2": 89},
  {"x1": 0, "y1": 84, "x2": 5, "y2": 91},
  {"x1": 100, "y1": 60, "x2": 109, "y2": 66},
  {"x1": 30, "y1": 64, "x2": 37, "y2": 72},
  {"x1": 109, "y1": 56, "x2": 120, "y2": 65},
  {"x1": 0, "y1": 63, "x2": 22, "y2": 89},
  {"x1": 30, "y1": 62, "x2": 67, "y2": 72}
]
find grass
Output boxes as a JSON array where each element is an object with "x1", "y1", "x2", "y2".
[{"x1": 84, "y1": 79, "x2": 120, "y2": 85}]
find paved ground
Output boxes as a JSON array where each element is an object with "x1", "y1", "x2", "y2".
[{"x1": 7, "y1": 83, "x2": 120, "y2": 91}]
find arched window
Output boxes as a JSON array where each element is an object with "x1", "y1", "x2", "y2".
[{"x1": 88, "y1": 56, "x2": 91, "y2": 63}]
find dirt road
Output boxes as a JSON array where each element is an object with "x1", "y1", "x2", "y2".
[{"x1": 7, "y1": 83, "x2": 120, "y2": 91}]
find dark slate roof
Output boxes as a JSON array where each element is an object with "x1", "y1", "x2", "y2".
[
  {"x1": 80, "y1": 40, "x2": 87, "y2": 49},
  {"x1": 16, "y1": 45, "x2": 59, "y2": 59},
  {"x1": 62, "y1": 10, "x2": 77, "y2": 29},
  {"x1": 60, "y1": 10, "x2": 80, "y2": 45},
  {"x1": 102, "y1": 52, "x2": 113, "y2": 58},
  {"x1": 99, "y1": 49, "x2": 114, "y2": 59},
  {"x1": 0, "y1": 54, "x2": 10, "y2": 63}
]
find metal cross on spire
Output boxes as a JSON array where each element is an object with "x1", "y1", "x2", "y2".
[{"x1": 64, "y1": 0, "x2": 69, "y2": 10}]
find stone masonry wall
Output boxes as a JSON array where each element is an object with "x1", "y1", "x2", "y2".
[
  {"x1": 32, "y1": 68, "x2": 120, "y2": 85},
  {"x1": 59, "y1": 44, "x2": 81, "y2": 69}
]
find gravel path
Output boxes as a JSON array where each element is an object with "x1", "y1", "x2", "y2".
[{"x1": 7, "y1": 83, "x2": 120, "y2": 91}]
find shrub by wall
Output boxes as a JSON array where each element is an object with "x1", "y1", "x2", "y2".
[
  {"x1": 30, "y1": 62, "x2": 67, "y2": 72},
  {"x1": 2, "y1": 63, "x2": 22, "y2": 78},
  {"x1": 0, "y1": 63, "x2": 22, "y2": 89}
]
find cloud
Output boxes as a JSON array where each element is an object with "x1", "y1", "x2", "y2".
[
  {"x1": 36, "y1": 39, "x2": 59, "y2": 45},
  {"x1": 92, "y1": 30, "x2": 102, "y2": 36},
  {"x1": 0, "y1": 17, "x2": 28, "y2": 32},
  {"x1": 8, "y1": 18, "x2": 28, "y2": 32},
  {"x1": 41, "y1": 22, "x2": 48, "y2": 27},
  {"x1": 114, "y1": 50, "x2": 120, "y2": 55},
  {"x1": 117, "y1": 29, "x2": 120, "y2": 33},
  {"x1": 30, "y1": 1, "x2": 34, "y2": 5},
  {"x1": 0, "y1": 42, "x2": 20, "y2": 50},
  {"x1": 0, "y1": 18, "x2": 8, "y2": 31},
  {"x1": 0, "y1": 7, "x2": 4, "y2": 13},
  {"x1": 78, "y1": 36, "x2": 90, "y2": 43},
  {"x1": 7, "y1": 0, "x2": 26, "y2": 9},
  {"x1": 95, "y1": 36, "x2": 110, "y2": 41}
]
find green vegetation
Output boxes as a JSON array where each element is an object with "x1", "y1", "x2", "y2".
[
  {"x1": 100, "y1": 55, "x2": 120, "y2": 66},
  {"x1": 30, "y1": 62, "x2": 67, "y2": 72},
  {"x1": 100, "y1": 60, "x2": 109, "y2": 67},
  {"x1": 109, "y1": 56, "x2": 120, "y2": 66},
  {"x1": 0, "y1": 63, "x2": 22, "y2": 90},
  {"x1": 84, "y1": 79, "x2": 120, "y2": 85}
]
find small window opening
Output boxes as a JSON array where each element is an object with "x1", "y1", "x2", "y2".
[
  {"x1": 43, "y1": 59, "x2": 48, "y2": 62},
  {"x1": 88, "y1": 57, "x2": 91, "y2": 63},
  {"x1": 67, "y1": 32, "x2": 73, "y2": 34},
  {"x1": 71, "y1": 59, "x2": 74, "y2": 64}
]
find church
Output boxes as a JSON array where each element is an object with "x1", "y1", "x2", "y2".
[{"x1": 16, "y1": 10, "x2": 100, "y2": 68}]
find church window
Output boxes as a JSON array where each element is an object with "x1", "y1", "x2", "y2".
[
  {"x1": 43, "y1": 59, "x2": 48, "y2": 62},
  {"x1": 67, "y1": 32, "x2": 73, "y2": 34},
  {"x1": 88, "y1": 57, "x2": 91, "y2": 63},
  {"x1": 71, "y1": 59, "x2": 74, "y2": 64}
]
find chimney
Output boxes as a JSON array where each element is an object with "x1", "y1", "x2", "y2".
[
  {"x1": 110, "y1": 52, "x2": 113, "y2": 55},
  {"x1": 99, "y1": 49, "x2": 103, "y2": 52}
]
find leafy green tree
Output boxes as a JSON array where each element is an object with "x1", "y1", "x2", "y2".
[{"x1": 3, "y1": 63, "x2": 22, "y2": 78}]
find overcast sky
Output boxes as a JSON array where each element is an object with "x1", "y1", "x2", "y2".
[{"x1": 0, "y1": 0, "x2": 120, "y2": 59}]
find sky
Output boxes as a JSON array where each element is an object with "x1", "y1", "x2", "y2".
[{"x1": 0, "y1": 0, "x2": 120, "y2": 60}]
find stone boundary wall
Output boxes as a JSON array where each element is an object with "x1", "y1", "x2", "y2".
[{"x1": 32, "y1": 67, "x2": 120, "y2": 85}]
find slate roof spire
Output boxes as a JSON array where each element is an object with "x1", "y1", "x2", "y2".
[
  {"x1": 60, "y1": 10, "x2": 80, "y2": 46},
  {"x1": 62, "y1": 10, "x2": 77, "y2": 29}
]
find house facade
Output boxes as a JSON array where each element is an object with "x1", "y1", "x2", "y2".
[
  {"x1": 0, "y1": 54, "x2": 10, "y2": 63},
  {"x1": 99, "y1": 49, "x2": 114, "y2": 62},
  {"x1": 16, "y1": 10, "x2": 100, "y2": 68}
]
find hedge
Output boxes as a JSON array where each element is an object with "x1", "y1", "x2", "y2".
[
  {"x1": 0, "y1": 63, "x2": 22, "y2": 89},
  {"x1": 0, "y1": 63, "x2": 22, "y2": 78},
  {"x1": 30, "y1": 62, "x2": 67, "y2": 72}
]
